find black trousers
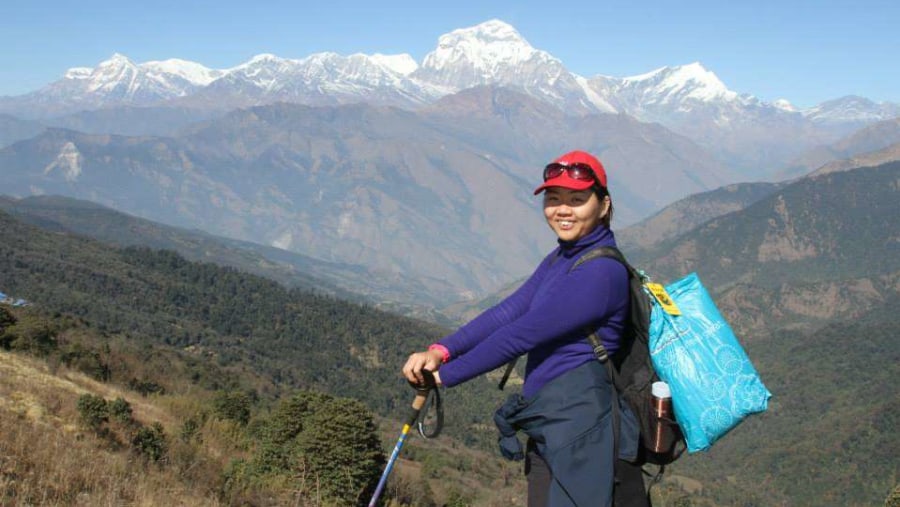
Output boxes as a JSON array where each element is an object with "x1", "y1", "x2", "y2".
[{"x1": 526, "y1": 442, "x2": 650, "y2": 507}]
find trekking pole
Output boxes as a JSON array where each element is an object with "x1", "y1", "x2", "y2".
[{"x1": 368, "y1": 369, "x2": 437, "y2": 507}]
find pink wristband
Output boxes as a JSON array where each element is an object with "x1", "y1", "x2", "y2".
[{"x1": 428, "y1": 343, "x2": 450, "y2": 363}]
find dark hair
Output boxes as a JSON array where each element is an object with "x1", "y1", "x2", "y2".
[{"x1": 593, "y1": 184, "x2": 613, "y2": 227}]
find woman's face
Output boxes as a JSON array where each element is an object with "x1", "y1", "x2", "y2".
[{"x1": 543, "y1": 187, "x2": 610, "y2": 242}]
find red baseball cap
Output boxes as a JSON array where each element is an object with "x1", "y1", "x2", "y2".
[{"x1": 533, "y1": 150, "x2": 608, "y2": 195}]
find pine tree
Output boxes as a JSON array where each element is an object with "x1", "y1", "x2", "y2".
[
  {"x1": 885, "y1": 484, "x2": 900, "y2": 507},
  {"x1": 293, "y1": 397, "x2": 386, "y2": 506}
]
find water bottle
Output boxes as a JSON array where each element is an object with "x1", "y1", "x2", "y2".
[{"x1": 650, "y1": 381, "x2": 680, "y2": 456}]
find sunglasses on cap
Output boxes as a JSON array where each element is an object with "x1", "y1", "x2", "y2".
[{"x1": 543, "y1": 162, "x2": 601, "y2": 185}]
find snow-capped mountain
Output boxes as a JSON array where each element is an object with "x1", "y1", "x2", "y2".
[
  {"x1": 582, "y1": 62, "x2": 841, "y2": 170},
  {"x1": 414, "y1": 19, "x2": 615, "y2": 113},
  {"x1": 1, "y1": 19, "x2": 896, "y2": 172},
  {"x1": 589, "y1": 62, "x2": 752, "y2": 118},
  {"x1": 12, "y1": 54, "x2": 223, "y2": 113},
  {"x1": 191, "y1": 51, "x2": 446, "y2": 108},
  {"x1": 803, "y1": 95, "x2": 900, "y2": 126},
  {"x1": 5, "y1": 19, "x2": 893, "y2": 125}
]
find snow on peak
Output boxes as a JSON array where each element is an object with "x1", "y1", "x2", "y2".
[
  {"x1": 370, "y1": 53, "x2": 418, "y2": 75},
  {"x1": 301, "y1": 52, "x2": 341, "y2": 64},
  {"x1": 142, "y1": 58, "x2": 223, "y2": 85},
  {"x1": 803, "y1": 95, "x2": 900, "y2": 123},
  {"x1": 422, "y1": 19, "x2": 540, "y2": 73},
  {"x1": 64, "y1": 67, "x2": 93, "y2": 80},
  {"x1": 416, "y1": 18, "x2": 572, "y2": 95},
  {"x1": 240, "y1": 53, "x2": 294, "y2": 67},
  {"x1": 773, "y1": 99, "x2": 797, "y2": 112},
  {"x1": 623, "y1": 62, "x2": 737, "y2": 102},
  {"x1": 52, "y1": 53, "x2": 226, "y2": 101},
  {"x1": 32, "y1": 20, "x2": 886, "y2": 125},
  {"x1": 99, "y1": 53, "x2": 135, "y2": 67},
  {"x1": 458, "y1": 19, "x2": 526, "y2": 43},
  {"x1": 86, "y1": 54, "x2": 139, "y2": 93}
]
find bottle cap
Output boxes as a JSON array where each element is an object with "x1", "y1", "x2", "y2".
[{"x1": 651, "y1": 381, "x2": 671, "y2": 399}]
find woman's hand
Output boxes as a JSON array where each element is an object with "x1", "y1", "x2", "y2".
[{"x1": 402, "y1": 349, "x2": 445, "y2": 387}]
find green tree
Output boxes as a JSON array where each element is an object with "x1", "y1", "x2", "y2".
[
  {"x1": 212, "y1": 390, "x2": 252, "y2": 426},
  {"x1": 5, "y1": 315, "x2": 57, "y2": 356},
  {"x1": 0, "y1": 307, "x2": 15, "y2": 334},
  {"x1": 293, "y1": 397, "x2": 385, "y2": 506},
  {"x1": 885, "y1": 484, "x2": 900, "y2": 507},
  {"x1": 268, "y1": 391, "x2": 330, "y2": 443},
  {"x1": 60, "y1": 343, "x2": 110, "y2": 381},
  {"x1": 254, "y1": 390, "x2": 331, "y2": 473}
]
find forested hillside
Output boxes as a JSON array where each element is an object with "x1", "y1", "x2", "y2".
[
  {"x1": 0, "y1": 206, "x2": 523, "y2": 505},
  {"x1": 0, "y1": 194, "x2": 458, "y2": 318},
  {"x1": 0, "y1": 209, "x2": 510, "y2": 448},
  {"x1": 0, "y1": 303, "x2": 523, "y2": 506},
  {"x1": 658, "y1": 301, "x2": 898, "y2": 506}
]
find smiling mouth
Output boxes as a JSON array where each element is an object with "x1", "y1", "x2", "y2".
[{"x1": 558, "y1": 220, "x2": 574, "y2": 229}]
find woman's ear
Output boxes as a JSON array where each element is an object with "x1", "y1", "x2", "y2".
[{"x1": 599, "y1": 195, "x2": 611, "y2": 218}]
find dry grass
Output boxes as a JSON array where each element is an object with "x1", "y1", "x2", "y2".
[
  {"x1": 0, "y1": 350, "x2": 221, "y2": 506},
  {"x1": 0, "y1": 348, "x2": 529, "y2": 506}
]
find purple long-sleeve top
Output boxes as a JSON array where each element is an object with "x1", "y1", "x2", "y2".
[{"x1": 438, "y1": 225, "x2": 629, "y2": 398}]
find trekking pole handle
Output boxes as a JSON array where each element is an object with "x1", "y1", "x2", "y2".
[
  {"x1": 406, "y1": 369, "x2": 435, "y2": 417},
  {"x1": 408, "y1": 368, "x2": 437, "y2": 393}
]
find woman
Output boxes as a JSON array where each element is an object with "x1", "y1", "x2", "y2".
[{"x1": 403, "y1": 150, "x2": 645, "y2": 507}]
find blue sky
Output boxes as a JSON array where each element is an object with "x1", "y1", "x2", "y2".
[{"x1": 1, "y1": 0, "x2": 897, "y2": 108}]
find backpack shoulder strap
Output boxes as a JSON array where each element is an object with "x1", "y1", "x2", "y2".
[
  {"x1": 571, "y1": 245, "x2": 633, "y2": 363},
  {"x1": 498, "y1": 245, "x2": 631, "y2": 390},
  {"x1": 571, "y1": 245, "x2": 632, "y2": 474},
  {"x1": 572, "y1": 245, "x2": 627, "y2": 271}
]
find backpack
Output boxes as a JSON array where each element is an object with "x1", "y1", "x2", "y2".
[{"x1": 571, "y1": 246, "x2": 685, "y2": 469}]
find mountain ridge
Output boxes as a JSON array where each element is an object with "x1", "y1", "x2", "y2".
[
  {"x1": 1, "y1": 96, "x2": 735, "y2": 304},
  {"x1": 3, "y1": 20, "x2": 896, "y2": 173},
  {"x1": 8, "y1": 21, "x2": 895, "y2": 123}
]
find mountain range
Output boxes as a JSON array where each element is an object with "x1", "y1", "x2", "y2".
[
  {"x1": 2, "y1": 19, "x2": 899, "y2": 307},
  {"x1": 2, "y1": 20, "x2": 898, "y2": 173},
  {"x1": 0, "y1": 92, "x2": 737, "y2": 304}
]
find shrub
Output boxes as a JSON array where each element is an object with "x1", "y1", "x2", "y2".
[
  {"x1": 76, "y1": 394, "x2": 108, "y2": 429},
  {"x1": 109, "y1": 397, "x2": 133, "y2": 424},
  {"x1": 60, "y1": 343, "x2": 110, "y2": 380},
  {"x1": 5, "y1": 315, "x2": 57, "y2": 356},
  {"x1": 128, "y1": 377, "x2": 166, "y2": 396},
  {"x1": 180, "y1": 417, "x2": 201, "y2": 443},
  {"x1": 0, "y1": 307, "x2": 15, "y2": 334},
  {"x1": 445, "y1": 489, "x2": 474, "y2": 507},
  {"x1": 132, "y1": 422, "x2": 167, "y2": 462},
  {"x1": 213, "y1": 390, "x2": 252, "y2": 426}
]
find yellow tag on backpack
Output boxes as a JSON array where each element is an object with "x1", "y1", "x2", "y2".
[{"x1": 645, "y1": 283, "x2": 682, "y2": 316}]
